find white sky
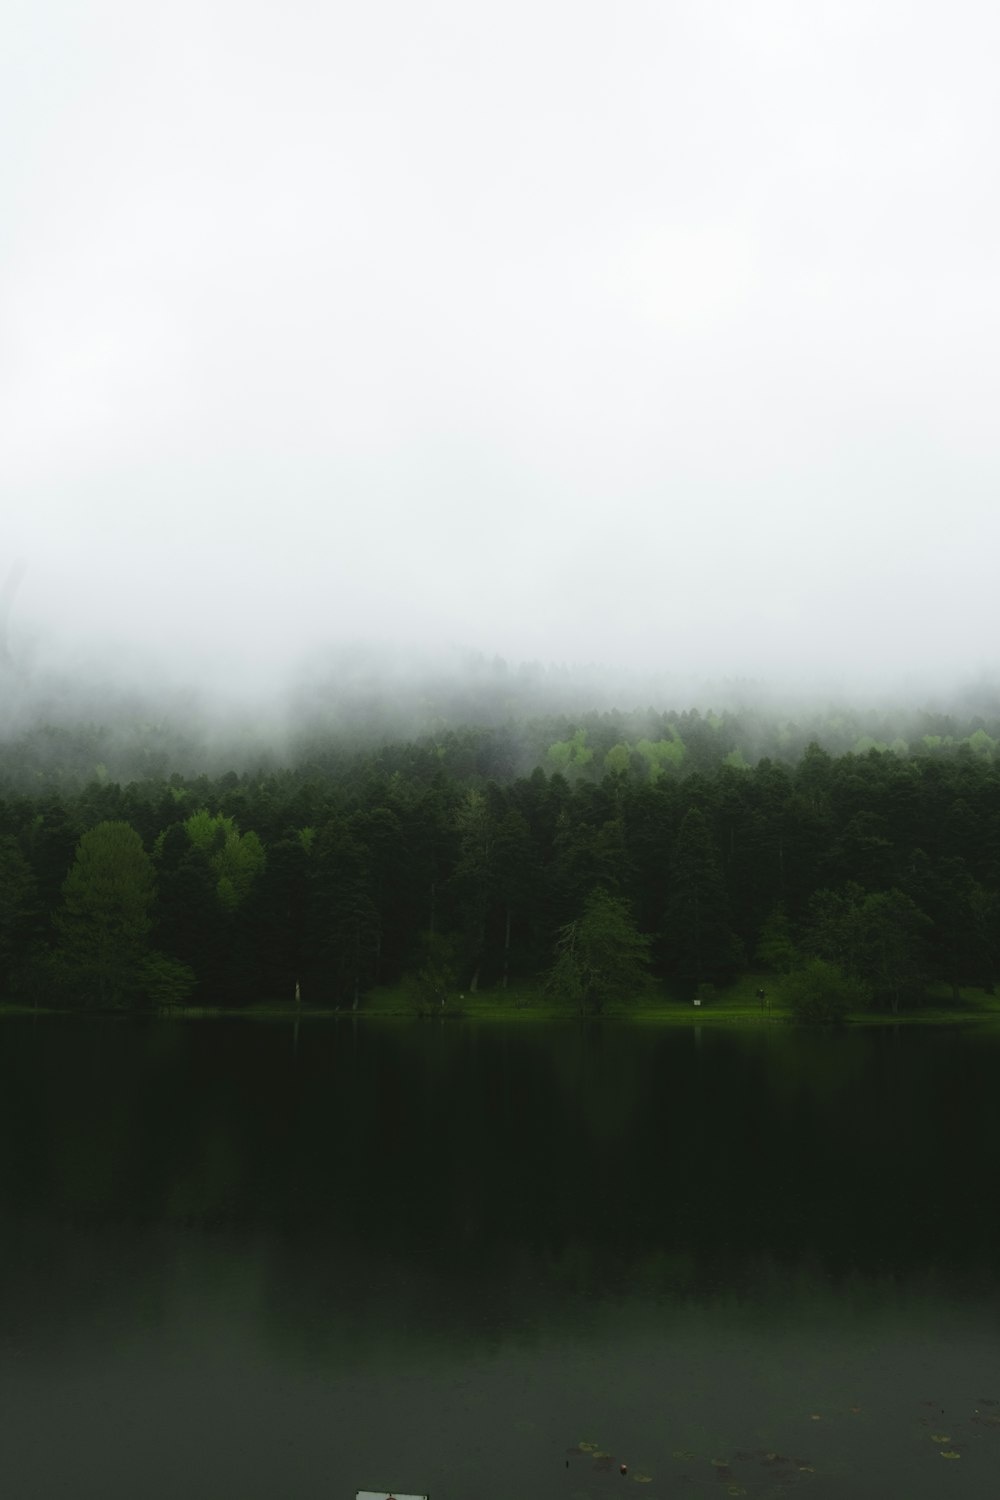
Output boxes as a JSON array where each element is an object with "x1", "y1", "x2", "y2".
[{"x1": 2, "y1": 0, "x2": 999, "y2": 698}]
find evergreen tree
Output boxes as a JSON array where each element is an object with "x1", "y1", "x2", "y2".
[
  {"x1": 755, "y1": 901, "x2": 798, "y2": 974},
  {"x1": 804, "y1": 883, "x2": 929, "y2": 1013},
  {"x1": 548, "y1": 888, "x2": 651, "y2": 1014},
  {"x1": 57, "y1": 821, "x2": 157, "y2": 1007},
  {"x1": 453, "y1": 788, "x2": 495, "y2": 991},
  {"x1": 492, "y1": 807, "x2": 537, "y2": 990},
  {"x1": 0, "y1": 835, "x2": 35, "y2": 992},
  {"x1": 661, "y1": 806, "x2": 742, "y2": 987},
  {"x1": 312, "y1": 818, "x2": 381, "y2": 1010}
]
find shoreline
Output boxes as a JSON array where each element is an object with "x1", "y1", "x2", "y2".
[{"x1": 2, "y1": 997, "x2": 998, "y2": 1027}]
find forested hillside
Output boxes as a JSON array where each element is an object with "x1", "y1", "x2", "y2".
[
  {"x1": 3, "y1": 652, "x2": 1000, "y2": 787},
  {"x1": 1, "y1": 711, "x2": 998, "y2": 1014}
]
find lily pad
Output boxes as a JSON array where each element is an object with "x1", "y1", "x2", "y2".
[
  {"x1": 578, "y1": 1442, "x2": 599, "y2": 1452},
  {"x1": 940, "y1": 1450, "x2": 961, "y2": 1459},
  {"x1": 630, "y1": 1473, "x2": 653, "y2": 1484},
  {"x1": 930, "y1": 1434, "x2": 950, "y2": 1444},
  {"x1": 797, "y1": 1464, "x2": 816, "y2": 1473},
  {"x1": 592, "y1": 1450, "x2": 612, "y2": 1460}
]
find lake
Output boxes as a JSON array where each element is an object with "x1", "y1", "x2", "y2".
[{"x1": 1, "y1": 1016, "x2": 999, "y2": 1499}]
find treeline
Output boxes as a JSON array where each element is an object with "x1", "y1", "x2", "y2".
[{"x1": 1, "y1": 728, "x2": 999, "y2": 1014}]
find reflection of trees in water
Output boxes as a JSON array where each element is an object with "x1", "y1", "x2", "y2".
[{"x1": 3, "y1": 1019, "x2": 1000, "y2": 1361}]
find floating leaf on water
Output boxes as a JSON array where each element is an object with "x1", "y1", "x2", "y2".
[
  {"x1": 579, "y1": 1441, "x2": 599, "y2": 1452},
  {"x1": 593, "y1": 1450, "x2": 612, "y2": 1459},
  {"x1": 930, "y1": 1434, "x2": 950, "y2": 1444},
  {"x1": 940, "y1": 1450, "x2": 961, "y2": 1459},
  {"x1": 809, "y1": 1413, "x2": 821, "y2": 1421},
  {"x1": 711, "y1": 1458, "x2": 731, "y2": 1467},
  {"x1": 797, "y1": 1465, "x2": 816, "y2": 1473},
  {"x1": 630, "y1": 1472, "x2": 653, "y2": 1483}
]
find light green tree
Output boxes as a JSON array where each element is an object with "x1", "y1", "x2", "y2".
[
  {"x1": 635, "y1": 734, "x2": 686, "y2": 781},
  {"x1": 966, "y1": 728, "x2": 997, "y2": 759},
  {"x1": 182, "y1": 809, "x2": 265, "y2": 911},
  {"x1": 603, "y1": 743, "x2": 631, "y2": 775},
  {"x1": 547, "y1": 728, "x2": 593, "y2": 774}
]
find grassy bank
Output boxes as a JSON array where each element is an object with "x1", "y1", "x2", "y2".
[
  {"x1": 306, "y1": 972, "x2": 1000, "y2": 1026},
  {"x1": 4, "y1": 975, "x2": 1000, "y2": 1025}
]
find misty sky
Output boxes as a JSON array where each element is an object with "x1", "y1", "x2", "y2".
[{"x1": 3, "y1": 0, "x2": 998, "y2": 697}]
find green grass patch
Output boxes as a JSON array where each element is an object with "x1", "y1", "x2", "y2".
[{"x1": 6, "y1": 979, "x2": 1000, "y2": 1027}]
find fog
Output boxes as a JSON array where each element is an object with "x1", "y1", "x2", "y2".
[{"x1": 3, "y1": 0, "x2": 999, "y2": 722}]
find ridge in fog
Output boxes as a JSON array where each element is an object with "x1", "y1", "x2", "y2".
[{"x1": 2, "y1": 553, "x2": 998, "y2": 724}]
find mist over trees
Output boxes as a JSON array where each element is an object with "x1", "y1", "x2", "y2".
[
  {"x1": 1, "y1": 661, "x2": 999, "y2": 1014},
  {"x1": 3, "y1": 641, "x2": 1000, "y2": 788}
]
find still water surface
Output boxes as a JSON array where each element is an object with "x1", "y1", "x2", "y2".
[{"x1": 1, "y1": 1017, "x2": 999, "y2": 1499}]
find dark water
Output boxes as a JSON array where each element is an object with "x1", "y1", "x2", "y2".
[{"x1": 2, "y1": 1017, "x2": 1000, "y2": 1500}]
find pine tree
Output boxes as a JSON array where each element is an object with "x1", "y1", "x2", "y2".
[{"x1": 661, "y1": 806, "x2": 743, "y2": 988}]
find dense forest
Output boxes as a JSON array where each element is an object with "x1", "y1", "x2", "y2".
[{"x1": 1, "y1": 696, "x2": 999, "y2": 1016}]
